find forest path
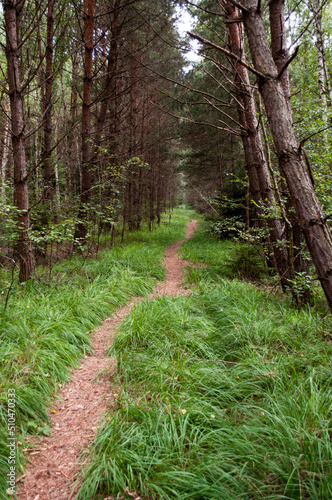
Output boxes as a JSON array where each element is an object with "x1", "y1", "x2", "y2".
[{"x1": 17, "y1": 219, "x2": 198, "y2": 500}]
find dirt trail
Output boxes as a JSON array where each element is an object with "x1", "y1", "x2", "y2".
[{"x1": 17, "y1": 219, "x2": 198, "y2": 500}]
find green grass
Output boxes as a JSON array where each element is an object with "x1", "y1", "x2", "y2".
[
  {"x1": 77, "y1": 223, "x2": 332, "y2": 500},
  {"x1": 181, "y1": 221, "x2": 269, "y2": 283},
  {"x1": 0, "y1": 208, "x2": 194, "y2": 499}
]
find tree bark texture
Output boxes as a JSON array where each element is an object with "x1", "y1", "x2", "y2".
[
  {"x1": 68, "y1": 51, "x2": 79, "y2": 199},
  {"x1": 313, "y1": 1, "x2": 332, "y2": 119},
  {"x1": 43, "y1": 0, "x2": 55, "y2": 201},
  {"x1": 241, "y1": 0, "x2": 332, "y2": 311},
  {"x1": 4, "y1": 0, "x2": 34, "y2": 281},
  {"x1": 269, "y1": 0, "x2": 310, "y2": 284},
  {"x1": 225, "y1": 0, "x2": 290, "y2": 286},
  {"x1": 0, "y1": 98, "x2": 11, "y2": 204},
  {"x1": 269, "y1": 0, "x2": 292, "y2": 116},
  {"x1": 94, "y1": 0, "x2": 121, "y2": 150},
  {"x1": 75, "y1": 0, "x2": 95, "y2": 241}
]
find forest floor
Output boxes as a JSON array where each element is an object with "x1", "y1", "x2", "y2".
[{"x1": 17, "y1": 219, "x2": 199, "y2": 500}]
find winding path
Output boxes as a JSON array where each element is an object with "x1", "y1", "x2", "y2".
[{"x1": 17, "y1": 219, "x2": 198, "y2": 500}]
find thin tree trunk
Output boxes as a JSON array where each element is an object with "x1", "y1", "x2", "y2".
[
  {"x1": 94, "y1": 0, "x2": 120, "y2": 151},
  {"x1": 70, "y1": 51, "x2": 79, "y2": 198},
  {"x1": 245, "y1": 178, "x2": 250, "y2": 230},
  {"x1": 0, "y1": 98, "x2": 11, "y2": 204},
  {"x1": 4, "y1": 0, "x2": 34, "y2": 281},
  {"x1": 312, "y1": 0, "x2": 332, "y2": 129},
  {"x1": 43, "y1": 0, "x2": 54, "y2": 201},
  {"x1": 54, "y1": 121, "x2": 60, "y2": 212},
  {"x1": 75, "y1": 0, "x2": 95, "y2": 242},
  {"x1": 269, "y1": 0, "x2": 292, "y2": 116},
  {"x1": 34, "y1": 93, "x2": 41, "y2": 200},
  {"x1": 242, "y1": 0, "x2": 332, "y2": 311}
]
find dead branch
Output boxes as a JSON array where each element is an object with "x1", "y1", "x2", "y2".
[
  {"x1": 188, "y1": 31, "x2": 266, "y2": 79},
  {"x1": 289, "y1": 0, "x2": 328, "y2": 49},
  {"x1": 278, "y1": 46, "x2": 299, "y2": 79}
]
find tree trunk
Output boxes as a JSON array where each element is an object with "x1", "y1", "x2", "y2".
[
  {"x1": 0, "y1": 98, "x2": 11, "y2": 204},
  {"x1": 54, "y1": 121, "x2": 60, "y2": 212},
  {"x1": 43, "y1": 0, "x2": 54, "y2": 201},
  {"x1": 312, "y1": 1, "x2": 332, "y2": 124},
  {"x1": 269, "y1": 0, "x2": 311, "y2": 299},
  {"x1": 269, "y1": 0, "x2": 292, "y2": 116},
  {"x1": 75, "y1": 0, "x2": 95, "y2": 243},
  {"x1": 69, "y1": 51, "x2": 79, "y2": 199},
  {"x1": 4, "y1": 0, "x2": 34, "y2": 281},
  {"x1": 94, "y1": 0, "x2": 121, "y2": 151},
  {"x1": 241, "y1": 0, "x2": 332, "y2": 311},
  {"x1": 225, "y1": 0, "x2": 290, "y2": 287}
]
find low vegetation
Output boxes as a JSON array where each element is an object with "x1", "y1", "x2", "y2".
[
  {"x1": 0, "y1": 209, "x2": 192, "y2": 498},
  {"x1": 77, "y1": 224, "x2": 332, "y2": 500}
]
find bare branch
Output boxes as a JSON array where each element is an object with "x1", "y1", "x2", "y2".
[
  {"x1": 25, "y1": 120, "x2": 80, "y2": 181},
  {"x1": 151, "y1": 101, "x2": 242, "y2": 136},
  {"x1": 262, "y1": 0, "x2": 274, "y2": 13},
  {"x1": 299, "y1": 124, "x2": 332, "y2": 147},
  {"x1": 289, "y1": 0, "x2": 328, "y2": 49},
  {"x1": 188, "y1": 182, "x2": 220, "y2": 215},
  {"x1": 188, "y1": 31, "x2": 266, "y2": 79},
  {"x1": 203, "y1": 95, "x2": 247, "y2": 130},
  {"x1": 185, "y1": 0, "x2": 222, "y2": 16},
  {"x1": 226, "y1": 0, "x2": 248, "y2": 12},
  {"x1": 278, "y1": 46, "x2": 299, "y2": 79}
]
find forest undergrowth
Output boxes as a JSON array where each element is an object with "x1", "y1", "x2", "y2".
[
  {"x1": 0, "y1": 209, "x2": 193, "y2": 499},
  {"x1": 77, "y1": 223, "x2": 332, "y2": 500}
]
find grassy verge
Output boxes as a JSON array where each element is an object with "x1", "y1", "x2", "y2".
[
  {"x1": 77, "y1": 224, "x2": 332, "y2": 500},
  {"x1": 0, "y1": 208, "x2": 194, "y2": 499}
]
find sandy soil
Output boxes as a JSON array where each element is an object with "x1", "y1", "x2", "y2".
[{"x1": 17, "y1": 219, "x2": 198, "y2": 500}]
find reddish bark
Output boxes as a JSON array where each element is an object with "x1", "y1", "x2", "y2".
[
  {"x1": 242, "y1": 0, "x2": 332, "y2": 311},
  {"x1": 4, "y1": 0, "x2": 34, "y2": 281},
  {"x1": 225, "y1": 0, "x2": 290, "y2": 286},
  {"x1": 67, "y1": 51, "x2": 79, "y2": 198},
  {"x1": 75, "y1": 0, "x2": 95, "y2": 242},
  {"x1": 0, "y1": 98, "x2": 11, "y2": 204},
  {"x1": 43, "y1": 0, "x2": 54, "y2": 201},
  {"x1": 269, "y1": 0, "x2": 291, "y2": 116},
  {"x1": 94, "y1": 0, "x2": 121, "y2": 149},
  {"x1": 269, "y1": 0, "x2": 310, "y2": 294}
]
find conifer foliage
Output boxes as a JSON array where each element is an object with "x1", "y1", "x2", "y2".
[{"x1": 0, "y1": 0, "x2": 183, "y2": 277}]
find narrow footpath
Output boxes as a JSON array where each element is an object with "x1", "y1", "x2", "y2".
[{"x1": 17, "y1": 219, "x2": 198, "y2": 500}]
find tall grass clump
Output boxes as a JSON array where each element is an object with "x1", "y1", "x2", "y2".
[
  {"x1": 0, "y1": 208, "x2": 193, "y2": 498},
  {"x1": 181, "y1": 221, "x2": 268, "y2": 283},
  {"x1": 77, "y1": 224, "x2": 332, "y2": 500}
]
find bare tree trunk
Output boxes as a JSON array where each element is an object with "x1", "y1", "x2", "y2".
[
  {"x1": 269, "y1": 0, "x2": 311, "y2": 305},
  {"x1": 94, "y1": 0, "x2": 121, "y2": 150},
  {"x1": 225, "y1": 0, "x2": 290, "y2": 287},
  {"x1": 54, "y1": 121, "x2": 60, "y2": 212},
  {"x1": 245, "y1": 179, "x2": 250, "y2": 230},
  {"x1": 43, "y1": 0, "x2": 54, "y2": 201},
  {"x1": 0, "y1": 98, "x2": 11, "y2": 204},
  {"x1": 269, "y1": 0, "x2": 292, "y2": 116},
  {"x1": 4, "y1": 0, "x2": 34, "y2": 281},
  {"x1": 75, "y1": 0, "x2": 95, "y2": 242},
  {"x1": 312, "y1": 1, "x2": 332, "y2": 120},
  {"x1": 34, "y1": 94, "x2": 41, "y2": 201},
  {"x1": 69, "y1": 51, "x2": 79, "y2": 199},
  {"x1": 241, "y1": 0, "x2": 332, "y2": 311}
]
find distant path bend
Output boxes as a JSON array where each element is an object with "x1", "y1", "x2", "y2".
[{"x1": 17, "y1": 218, "x2": 199, "y2": 500}]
